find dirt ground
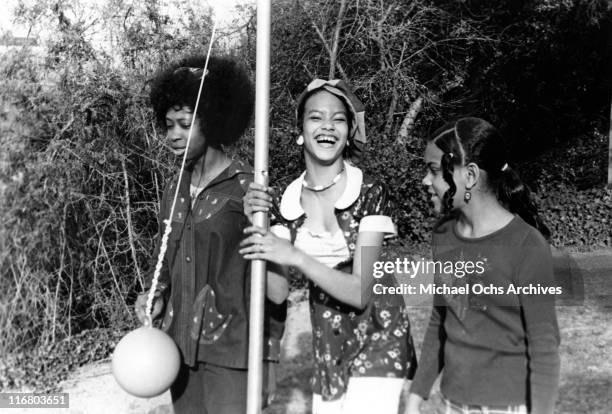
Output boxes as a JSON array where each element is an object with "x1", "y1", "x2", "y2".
[{"x1": 7, "y1": 250, "x2": 611, "y2": 414}]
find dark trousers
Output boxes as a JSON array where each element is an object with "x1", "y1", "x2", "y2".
[{"x1": 170, "y1": 362, "x2": 275, "y2": 414}]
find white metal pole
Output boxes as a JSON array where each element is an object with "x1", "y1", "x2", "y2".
[
  {"x1": 246, "y1": 1, "x2": 271, "y2": 413},
  {"x1": 608, "y1": 94, "x2": 612, "y2": 186}
]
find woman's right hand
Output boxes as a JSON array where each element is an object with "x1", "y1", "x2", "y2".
[
  {"x1": 134, "y1": 291, "x2": 164, "y2": 325},
  {"x1": 243, "y1": 183, "x2": 274, "y2": 223}
]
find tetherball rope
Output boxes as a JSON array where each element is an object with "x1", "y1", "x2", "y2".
[{"x1": 144, "y1": 20, "x2": 219, "y2": 324}]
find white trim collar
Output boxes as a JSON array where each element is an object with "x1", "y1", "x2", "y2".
[{"x1": 279, "y1": 161, "x2": 363, "y2": 220}]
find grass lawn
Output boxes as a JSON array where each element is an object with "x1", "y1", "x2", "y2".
[{"x1": 554, "y1": 254, "x2": 612, "y2": 414}]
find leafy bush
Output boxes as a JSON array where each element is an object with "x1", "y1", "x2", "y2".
[
  {"x1": 519, "y1": 130, "x2": 612, "y2": 250},
  {"x1": 540, "y1": 186, "x2": 611, "y2": 250},
  {"x1": 360, "y1": 133, "x2": 433, "y2": 247},
  {"x1": 0, "y1": 47, "x2": 167, "y2": 355},
  {"x1": 0, "y1": 0, "x2": 220, "y2": 358}
]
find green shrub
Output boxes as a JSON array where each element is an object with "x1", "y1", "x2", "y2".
[
  {"x1": 0, "y1": 0, "x2": 222, "y2": 357},
  {"x1": 0, "y1": 48, "x2": 169, "y2": 355},
  {"x1": 518, "y1": 129, "x2": 611, "y2": 250},
  {"x1": 540, "y1": 186, "x2": 612, "y2": 250}
]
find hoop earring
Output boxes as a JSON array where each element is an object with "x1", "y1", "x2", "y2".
[{"x1": 296, "y1": 135, "x2": 304, "y2": 146}]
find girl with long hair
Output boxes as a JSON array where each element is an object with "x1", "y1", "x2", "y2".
[{"x1": 406, "y1": 117, "x2": 560, "y2": 414}]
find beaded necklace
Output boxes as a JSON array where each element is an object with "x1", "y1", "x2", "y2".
[{"x1": 302, "y1": 167, "x2": 344, "y2": 192}]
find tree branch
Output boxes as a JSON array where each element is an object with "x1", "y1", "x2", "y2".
[
  {"x1": 375, "y1": 1, "x2": 395, "y2": 70},
  {"x1": 608, "y1": 94, "x2": 612, "y2": 188},
  {"x1": 384, "y1": 86, "x2": 398, "y2": 135},
  {"x1": 311, "y1": 22, "x2": 349, "y2": 83},
  {"x1": 329, "y1": 0, "x2": 348, "y2": 79},
  {"x1": 121, "y1": 158, "x2": 143, "y2": 290},
  {"x1": 396, "y1": 96, "x2": 424, "y2": 145}
]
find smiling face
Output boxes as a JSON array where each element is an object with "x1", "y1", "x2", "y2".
[
  {"x1": 301, "y1": 91, "x2": 349, "y2": 165},
  {"x1": 165, "y1": 106, "x2": 207, "y2": 161},
  {"x1": 422, "y1": 141, "x2": 469, "y2": 214}
]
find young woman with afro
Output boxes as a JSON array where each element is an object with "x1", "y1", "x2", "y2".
[{"x1": 134, "y1": 55, "x2": 286, "y2": 414}]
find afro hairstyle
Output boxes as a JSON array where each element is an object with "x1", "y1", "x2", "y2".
[{"x1": 149, "y1": 55, "x2": 254, "y2": 147}]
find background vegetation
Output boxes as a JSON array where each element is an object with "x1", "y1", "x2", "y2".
[{"x1": 0, "y1": 0, "x2": 610, "y2": 392}]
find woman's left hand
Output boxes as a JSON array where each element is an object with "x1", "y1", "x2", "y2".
[{"x1": 239, "y1": 225, "x2": 300, "y2": 267}]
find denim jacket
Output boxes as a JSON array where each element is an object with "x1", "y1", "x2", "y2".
[{"x1": 147, "y1": 159, "x2": 285, "y2": 368}]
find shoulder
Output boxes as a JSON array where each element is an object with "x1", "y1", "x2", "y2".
[
  {"x1": 514, "y1": 216, "x2": 551, "y2": 255},
  {"x1": 275, "y1": 172, "x2": 306, "y2": 222},
  {"x1": 228, "y1": 158, "x2": 254, "y2": 194},
  {"x1": 360, "y1": 175, "x2": 388, "y2": 199},
  {"x1": 162, "y1": 174, "x2": 180, "y2": 196},
  {"x1": 348, "y1": 171, "x2": 391, "y2": 218},
  {"x1": 432, "y1": 214, "x2": 456, "y2": 240},
  {"x1": 512, "y1": 217, "x2": 554, "y2": 285}
]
